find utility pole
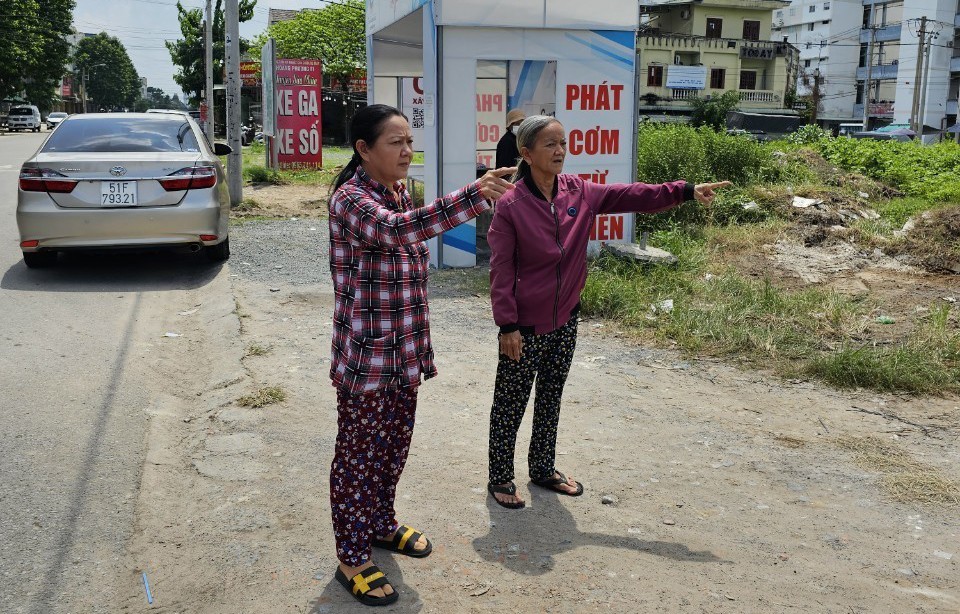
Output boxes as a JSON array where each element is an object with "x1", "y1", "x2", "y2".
[
  {"x1": 861, "y1": 2, "x2": 876, "y2": 130},
  {"x1": 224, "y1": 0, "x2": 242, "y2": 206},
  {"x1": 909, "y1": 17, "x2": 926, "y2": 134},
  {"x1": 917, "y1": 29, "x2": 935, "y2": 140},
  {"x1": 204, "y1": 0, "x2": 215, "y2": 141},
  {"x1": 810, "y1": 68, "x2": 821, "y2": 124}
]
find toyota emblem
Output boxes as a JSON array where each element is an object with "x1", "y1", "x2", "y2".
[{"x1": 110, "y1": 166, "x2": 127, "y2": 177}]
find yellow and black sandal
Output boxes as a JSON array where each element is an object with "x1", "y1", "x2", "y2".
[
  {"x1": 334, "y1": 565, "x2": 399, "y2": 607},
  {"x1": 372, "y1": 524, "x2": 433, "y2": 558}
]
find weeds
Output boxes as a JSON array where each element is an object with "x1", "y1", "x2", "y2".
[
  {"x1": 237, "y1": 386, "x2": 286, "y2": 408},
  {"x1": 245, "y1": 343, "x2": 270, "y2": 357},
  {"x1": 245, "y1": 166, "x2": 282, "y2": 184}
]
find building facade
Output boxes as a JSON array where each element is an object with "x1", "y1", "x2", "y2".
[
  {"x1": 772, "y1": 0, "x2": 863, "y2": 127},
  {"x1": 637, "y1": 0, "x2": 800, "y2": 119}
]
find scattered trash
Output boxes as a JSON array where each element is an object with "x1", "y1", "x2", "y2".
[
  {"x1": 177, "y1": 308, "x2": 199, "y2": 316},
  {"x1": 662, "y1": 518, "x2": 676, "y2": 526},
  {"x1": 274, "y1": 265, "x2": 283, "y2": 270},
  {"x1": 943, "y1": 297, "x2": 957, "y2": 303},
  {"x1": 858, "y1": 191, "x2": 870, "y2": 198},
  {"x1": 470, "y1": 585, "x2": 490, "y2": 597},
  {"x1": 584, "y1": 356, "x2": 606, "y2": 363},
  {"x1": 650, "y1": 299, "x2": 674, "y2": 314},
  {"x1": 601, "y1": 495, "x2": 617, "y2": 505},
  {"x1": 309, "y1": 227, "x2": 317, "y2": 231},
  {"x1": 704, "y1": 273, "x2": 715, "y2": 281},
  {"x1": 142, "y1": 571, "x2": 154, "y2": 605},
  {"x1": 742, "y1": 201, "x2": 760, "y2": 211},
  {"x1": 875, "y1": 315, "x2": 896, "y2": 324},
  {"x1": 313, "y1": 572, "x2": 325, "y2": 581},
  {"x1": 791, "y1": 196, "x2": 822, "y2": 208},
  {"x1": 627, "y1": 527, "x2": 644, "y2": 534},
  {"x1": 290, "y1": 217, "x2": 299, "y2": 221},
  {"x1": 933, "y1": 550, "x2": 953, "y2": 561},
  {"x1": 162, "y1": 332, "x2": 182, "y2": 338},
  {"x1": 269, "y1": 287, "x2": 281, "y2": 293}
]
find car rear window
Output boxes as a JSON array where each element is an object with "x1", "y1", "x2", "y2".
[
  {"x1": 49, "y1": 112, "x2": 67, "y2": 118},
  {"x1": 42, "y1": 117, "x2": 202, "y2": 153},
  {"x1": 10, "y1": 108, "x2": 32, "y2": 116}
]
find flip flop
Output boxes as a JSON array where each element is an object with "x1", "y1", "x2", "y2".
[
  {"x1": 487, "y1": 481, "x2": 525, "y2": 509},
  {"x1": 334, "y1": 565, "x2": 399, "y2": 607},
  {"x1": 373, "y1": 524, "x2": 432, "y2": 558},
  {"x1": 531, "y1": 470, "x2": 584, "y2": 496}
]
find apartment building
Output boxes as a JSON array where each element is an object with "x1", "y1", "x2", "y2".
[
  {"x1": 771, "y1": 0, "x2": 863, "y2": 127},
  {"x1": 637, "y1": 0, "x2": 800, "y2": 119}
]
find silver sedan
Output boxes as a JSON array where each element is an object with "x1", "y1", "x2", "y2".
[{"x1": 16, "y1": 112, "x2": 232, "y2": 268}]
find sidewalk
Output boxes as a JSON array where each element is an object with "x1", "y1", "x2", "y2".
[{"x1": 124, "y1": 219, "x2": 959, "y2": 613}]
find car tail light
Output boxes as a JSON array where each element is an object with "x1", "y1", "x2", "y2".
[
  {"x1": 159, "y1": 166, "x2": 217, "y2": 192},
  {"x1": 199, "y1": 234, "x2": 218, "y2": 242},
  {"x1": 20, "y1": 240, "x2": 39, "y2": 248},
  {"x1": 19, "y1": 168, "x2": 78, "y2": 193}
]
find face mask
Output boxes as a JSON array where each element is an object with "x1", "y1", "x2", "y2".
[{"x1": 511, "y1": 125, "x2": 520, "y2": 134}]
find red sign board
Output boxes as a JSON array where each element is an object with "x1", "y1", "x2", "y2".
[
  {"x1": 330, "y1": 70, "x2": 367, "y2": 92},
  {"x1": 199, "y1": 102, "x2": 208, "y2": 123},
  {"x1": 240, "y1": 61, "x2": 261, "y2": 87},
  {"x1": 275, "y1": 58, "x2": 322, "y2": 170},
  {"x1": 61, "y1": 75, "x2": 73, "y2": 97}
]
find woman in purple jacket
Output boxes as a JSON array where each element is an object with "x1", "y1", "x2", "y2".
[{"x1": 486, "y1": 115, "x2": 730, "y2": 508}]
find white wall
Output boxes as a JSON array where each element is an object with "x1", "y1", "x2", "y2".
[{"x1": 894, "y1": 0, "x2": 955, "y2": 130}]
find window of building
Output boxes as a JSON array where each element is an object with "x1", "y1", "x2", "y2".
[
  {"x1": 776, "y1": 10, "x2": 783, "y2": 18},
  {"x1": 823, "y1": 1, "x2": 830, "y2": 9},
  {"x1": 862, "y1": 6, "x2": 871, "y2": 27},
  {"x1": 809, "y1": 4, "x2": 816, "y2": 12},
  {"x1": 743, "y1": 20, "x2": 760, "y2": 40},
  {"x1": 790, "y1": 7, "x2": 797, "y2": 15},
  {"x1": 856, "y1": 83, "x2": 864, "y2": 104},
  {"x1": 740, "y1": 70, "x2": 757, "y2": 90},
  {"x1": 706, "y1": 18, "x2": 723, "y2": 38},
  {"x1": 647, "y1": 65, "x2": 664, "y2": 87},
  {"x1": 859, "y1": 43, "x2": 868, "y2": 67},
  {"x1": 710, "y1": 68, "x2": 726, "y2": 89},
  {"x1": 822, "y1": 20, "x2": 830, "y2": 25},
  {"x1": 808, "y1": 22, "x2": 815, "y2": 31},
  {"x1": 805, "y1": 59, "x2": 812, "y2": 67}
]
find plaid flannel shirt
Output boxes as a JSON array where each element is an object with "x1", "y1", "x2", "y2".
[{"x1": 328, "y1": 167, "x2": 488, "y2": 394}]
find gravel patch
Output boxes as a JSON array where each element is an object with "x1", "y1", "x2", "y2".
[{"x1": 229, "y1": 219, "x2": 329, "y2": 286}]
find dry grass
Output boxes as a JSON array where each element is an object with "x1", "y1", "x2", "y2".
[
  {"x1": 837, "y1": 435, "x2": 960, "y2": 505},
  {"x1": 773, "y1": 435, "x2": 806, "y2": 448},
  {"x1": 245, "y1": 343, "x2": 270, "y2": 357},
  {"x1": 237, "y1": 386, "x2": 286, "y2": 408}
]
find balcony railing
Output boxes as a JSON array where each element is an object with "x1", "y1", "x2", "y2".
[
  {"x1": 855, "y1": 63, "x2": 900, "y2": 80},
  {"x1": 739, "y1": 90, "x2": 780, "y2": 103},
  {"x1": 952, "y1": 56, "x2": 960, "y2": 73},
  {"x1": 671, "y1": 89, "x2": 698, "y2": 100},
  {"x1": 638, "y1": 31, "x2": 797, "y2": 59},
  {"x1": 948, "y1": 99, "x2": 958, "y2": 116},
  {"x1": 859, "y1": 23, "x2": 902, "y2": 43}
]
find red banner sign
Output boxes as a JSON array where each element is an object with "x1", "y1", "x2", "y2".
[
  {"x1": 240, "y1": 61, "x2": 261, "y2": 87},
  {"x1": 61, "y1": 75, "x2": 73, "y2": 97},
  {"x1": 275, "y1": 58, "x2": 322, "y2": 170}
]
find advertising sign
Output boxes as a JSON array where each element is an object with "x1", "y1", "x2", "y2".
[
  {"x1": 61, "y1": 75, "x2": 73, "y2": 97},
  {"x1": 240, "y1": 61, "x2": 261, "y2": 87},
  {"x1": 665, "y1": 65, "x2": 707, "y2": 89},
  {"x1": 275, "y1": 58, "x2": 322, "y2": 170},
  {"x1": 401, "y1": 77, "x2": 425, "y2": 151},
  {"x1": 261, "y1": 38, "x2": 276, "y2": 137},
  {"x1": 475, "y1": 77, "x2": 506, "y2": 168}
]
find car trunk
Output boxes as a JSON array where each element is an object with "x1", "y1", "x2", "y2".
[{"x1": 32, "y1": 152, "x2": 204, "y2": 208}]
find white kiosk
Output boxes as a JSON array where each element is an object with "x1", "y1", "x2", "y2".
[{"x1": 366, "y1": 0, "x2": 640, "y2": 267}]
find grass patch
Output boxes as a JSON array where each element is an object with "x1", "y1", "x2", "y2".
[
  {"x1": 245, "y1": 343, "x2": 270, "y2": 357},
  {"x1": 245, "y1": 165, "x2": 281, "y2": 184},
  {"x1": 837, "y1": 436, "x2": 960, "y2": 505},
  {"x1": 237, "y1": 386, "x2": 286, "y2": 408}
]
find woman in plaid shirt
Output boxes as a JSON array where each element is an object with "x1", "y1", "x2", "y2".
[{"x1": 328, "y1": 104, "x2": 515, "y2": 606}]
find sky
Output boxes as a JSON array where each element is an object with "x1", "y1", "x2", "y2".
[{"x1": 71, "y1": 0, "x2": 322, "y2": 103}]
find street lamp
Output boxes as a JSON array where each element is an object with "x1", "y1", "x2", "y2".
[{"x1": 81, "y1": 63, "x2": 107, "y2": 113}]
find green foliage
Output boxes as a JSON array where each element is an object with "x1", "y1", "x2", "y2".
[
  {"x1": 0, "y1": 0, "x2": 75, "y2": 107},
  {"x1": 689, "y1": 90, "x2": 740, "y2": 130},
  {"x1": 245, "y1": 165, "x2": 281, "y2": 184},
  {"x1": 166, "y1": 0, "x2": 257, "y2": 106},
  {"x1": 816, "y1": 137, "x2": 960, "y2": 203},
  {"x1": 73, "y1": 33, "x2": 142, "y2": 109},
  {"x1": 785, "y1": 124, "x2": 829, "y2": 145},
  {"x1": 249, "y1": 0, "x2": 365, "y2": 85}
]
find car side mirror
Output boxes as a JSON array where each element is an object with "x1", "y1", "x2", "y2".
[{"x1": 213, "y1": 142, "x2": 232, "y2": 156}]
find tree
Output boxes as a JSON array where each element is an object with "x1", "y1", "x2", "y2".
[
  {"x1": 689, "y1": 90, "x2": 741, "y2": 131},
  {"x1": 134, "y1": 86, "x2": 184, "y2": 112},
  {"x1": 73, "y1": 33, "x2": 142, "y2": 110},
  {"x1": 0, "y1": 0, "x2": 75, "y2": 108},
  {"x1": 166, "y1": 0, "x2": 257, "y2": 106}
]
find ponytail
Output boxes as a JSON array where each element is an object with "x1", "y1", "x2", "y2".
[
  {"x1": 511, "y1": 159, "x2": 530, "y2": 184},
  {"x1": 332, "y1": 152, "x2": 362, "y2": 195}
]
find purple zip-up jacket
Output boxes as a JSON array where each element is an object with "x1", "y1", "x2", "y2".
[{"x1": 488, "y1": 174, "x2": 692, "y2": 335}]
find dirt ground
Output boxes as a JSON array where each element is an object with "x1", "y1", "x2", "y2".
[{"x1": 115, "y1": 210, "x2": 960, "y2": 613}]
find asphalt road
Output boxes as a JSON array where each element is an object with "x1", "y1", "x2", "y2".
[{"x1": 0, "y1": 130, "x2": 228, "y2": 612}]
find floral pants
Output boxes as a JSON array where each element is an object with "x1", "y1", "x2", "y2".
[
  {"x1": 330, "y1": 386, "x2": 417, "y2": 566},
  {"x1": 488, "y1": 317, "x2": 578, "y2": 485}
]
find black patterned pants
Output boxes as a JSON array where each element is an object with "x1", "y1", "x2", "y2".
[{"x1": 488, "y1": 317, "x2": 578, "y2": 485}]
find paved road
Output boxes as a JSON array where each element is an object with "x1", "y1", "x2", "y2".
[{"x1": 0, "y1": 131, "x2": 229, "y2": 612}]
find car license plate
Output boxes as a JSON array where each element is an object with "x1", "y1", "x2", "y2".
[{"x1": 101, "y1": 181, "x2": 138, "y2": 206}]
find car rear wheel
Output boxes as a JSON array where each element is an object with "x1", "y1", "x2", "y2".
[
  {"x1": 204, "y1": 237, "x2": 230, "y2": 262},
  {"x1": 23, "y1": 251, "x2": 57, "y2": 268}
]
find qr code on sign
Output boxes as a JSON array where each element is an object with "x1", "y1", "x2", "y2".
[{"x1": 412, "y1": 107, "x2": 424, "y2": 129}]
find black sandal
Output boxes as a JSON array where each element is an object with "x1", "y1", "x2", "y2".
[
  {"x1": 487, "y1": 481, "x2": 526, "y2": 509},
  {"x1": 372, "y1": 524, "x2": 432, "y2": 558},
  {"x1": 531, "y1": 470, "x2": 584, "y2": 496},
  {"x1": 334, "y1": 565, "x2": 399, "y2": 607}
]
